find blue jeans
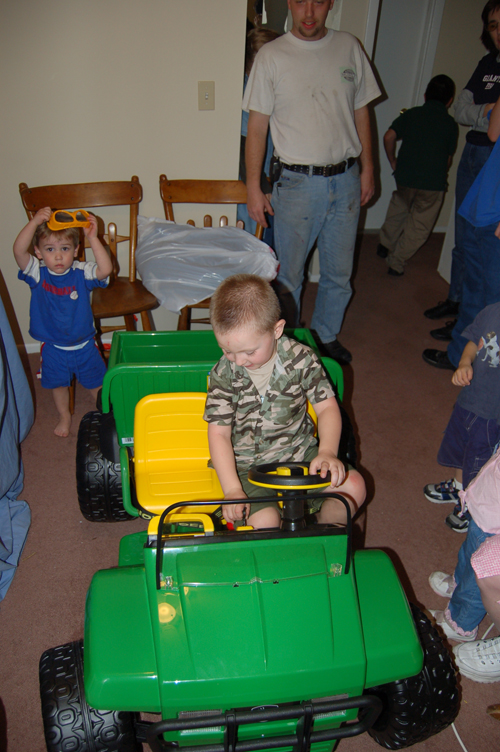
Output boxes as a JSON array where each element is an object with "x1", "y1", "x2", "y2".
[
  {"x1": 447, "y1": 143, "x2": 499, "y2": 366},
  {"x1": 271, "y1": 164, "x2": 361, "y2": 344},
  {"x1": 449, "y1": 517, "x2": 494, "y2": 632},
  {"x1": 437, "y1": 403, "x2": 500, "y2": 490}
]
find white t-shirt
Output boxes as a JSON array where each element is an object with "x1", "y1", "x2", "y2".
[{"x1": 243, "y1": 30, "x2": 381, "y2": 166}]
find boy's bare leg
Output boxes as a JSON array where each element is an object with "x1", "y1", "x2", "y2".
[
  {"x1": 52, "y1": 386, "x2": 72, "y2": 437},
  {"x1": 316, "y1": 469, "x2": 366, "y2": 525},
  {"x1": 248, "y1": 506, "x2": 281, "y2": 530}
]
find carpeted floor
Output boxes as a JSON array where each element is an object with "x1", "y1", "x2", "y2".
[{"x1": 1, "y1": 232, "x2": 499, "y2": 751}]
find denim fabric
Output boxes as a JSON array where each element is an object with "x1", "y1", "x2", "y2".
[
  {"x1": 437, "y1": 403, "x2": 500, "y2": 489},
  {"x1": 448, "y1": 517, "x2": 494, "y2": 631},
  {"x1": 271, "y1": 164, "x2": 360, "y2": 344},
  {"x1": 447, "y1": 143, "x2": 499, "y2": 366}
]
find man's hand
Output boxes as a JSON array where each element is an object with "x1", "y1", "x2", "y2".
[
  {"x1": 309, "y1": 452, "x2": 345, "y2": 489},
  {"x1": 359, "y1": 169, "x2": 375, "y2": 206},
  {"x1": 354, "y1": 105, "x2": 375, "y2": 206},
  {"x1": 246, "y1": 110, "x2": 272, "y2": 227},
  {"x1": 246, "y1": 184, "x2": 274, "y2": 227}
]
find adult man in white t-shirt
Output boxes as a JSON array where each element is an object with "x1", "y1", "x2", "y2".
[{"x1": 243, "y1": 0, "x2": 380, "y2": 364}]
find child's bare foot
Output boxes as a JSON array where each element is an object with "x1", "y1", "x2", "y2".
[{"x1": 54, "y1": 414, "x2": 72, "y2": 437}]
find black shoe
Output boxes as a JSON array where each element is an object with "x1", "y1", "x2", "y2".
[
  {"x1": 388, "y1": 267, "x2": 404, "y2": 277},
  {"x1": 321, "y1": 339, "x2": 352, "y2": 365},
  {"x1": 422, "y1": 348, "x2": 455, "y2": 370},
  {"x1": 377, "y1": 243, "x2": 389, "y2": 258},
  {"x1": 424, "y1": 299, "x2": 459, "y2": 320},
  {"x1": 430, "y1": 319, "x2": 457, "y2": 341}
]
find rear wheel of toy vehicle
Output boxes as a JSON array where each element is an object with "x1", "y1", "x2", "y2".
[
  {"x1": 76, "y1": 411, "x2": 132, "y2": 522},
  {"x1": 366, "y1": 603, "x2": 459, "y2": 749},
  {"x1": 39, "y1": 640, "x2": 142, "y2": 752}
]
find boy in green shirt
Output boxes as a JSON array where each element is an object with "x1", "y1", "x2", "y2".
[{"x1": 378, "y1": 75, "x2": 458, "y2": 276}]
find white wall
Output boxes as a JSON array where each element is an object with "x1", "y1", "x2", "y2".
[{"x1": 1, "y1": 0, "x2": 248, "y2": 346}]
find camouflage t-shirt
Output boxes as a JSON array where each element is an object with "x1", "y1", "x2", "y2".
[{"x1": 204, "y1": 335, "x2": 335, "y2": 471}]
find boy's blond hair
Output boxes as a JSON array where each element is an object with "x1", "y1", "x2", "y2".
[
  {"x1": 210, "y1": 274, "x2": 281, "y2": 334},
  {"x1": 34, "y1": 223, "x2": 79, "y2": 249}
]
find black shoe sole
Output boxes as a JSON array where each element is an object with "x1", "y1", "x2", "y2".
[
  {"x1": 424, "y1": 301, "x2": 460, "y2": 320},
  {"x1": 422, "y1": 349, "x2": 455, "y2": 370},
  {"x1": 430, "y1": 320, "x2": 456, "y2": 341}
]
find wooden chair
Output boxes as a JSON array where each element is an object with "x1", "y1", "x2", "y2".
[
  {"x1": 159, "y1": 173, "x2": 264, "y2": 330},
  {"x1": 19, "y1": 177, "x2": 159, "y2": 351}
]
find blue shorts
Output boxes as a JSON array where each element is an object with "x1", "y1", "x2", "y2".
[
  {"x1": 40, "y1": 340, "x2": 106, "y2": 390},
  {"x1": 437, "y1": 402, "x2": 500, "y2": 489}
]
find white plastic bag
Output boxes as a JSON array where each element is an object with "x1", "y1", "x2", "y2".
[{"x1": 135, "y1": 216, "x2": 279, "y2": 314}]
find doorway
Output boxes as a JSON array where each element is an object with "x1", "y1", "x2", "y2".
[{"x1": 365, "y1": 0, "x2": 446, "y2": 230}]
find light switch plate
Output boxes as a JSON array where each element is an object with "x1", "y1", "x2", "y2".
[{"x1": 198, "y1": 81, "x2": 215, "y2": 111}]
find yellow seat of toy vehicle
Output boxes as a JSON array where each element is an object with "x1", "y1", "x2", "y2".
[{"x1": 134, "y1": 392, "x2": 223, "y2": 519}]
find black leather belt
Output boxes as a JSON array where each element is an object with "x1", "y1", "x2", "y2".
[{"x1": 280, "y1": 157, "x2": 356, "y2": 177}]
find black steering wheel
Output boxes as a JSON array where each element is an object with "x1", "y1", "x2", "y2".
[{"x1": 248, "y1": 462, "x2": 331, "y2": 491}]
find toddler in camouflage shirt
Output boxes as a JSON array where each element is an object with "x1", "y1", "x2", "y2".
[{"x1": 203, "y1": 274, "x2": 365, "y2": 529}]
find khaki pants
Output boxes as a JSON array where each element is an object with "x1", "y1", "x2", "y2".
[{"x1": 379, "y1": 186, "x2": 444, "y2": 273}]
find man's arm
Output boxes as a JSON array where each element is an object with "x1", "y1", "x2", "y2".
[
  {"x1": 488, "y1": 97, "x2": 500, "y2": 142},
  {"x1": 454, "y1": 88, "x2": 495, "y2": 130},
  {"x1": 245, "y1": 110, "x2": 274, "y2": 227},
  {"x1": 383, "y1": 128, "x2": 398, "y2": 172},
  {"x1": 354, "y1": 105, "x2": 375, "y2": 206}
]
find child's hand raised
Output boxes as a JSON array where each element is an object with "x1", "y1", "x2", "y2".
[
  {"x1": 309, "y1": 452, "x2": 346, "y2": 489},
  {"x1": 83, "y1": 213, "x2": 98, "y2": 240},
  {"x1": 34, "y1": 207, "x2": 52, "y2": 225}
]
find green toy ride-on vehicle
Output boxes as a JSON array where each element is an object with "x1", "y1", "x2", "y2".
[
  {"x1": 75, "y1": 329, "x2": 346, "y2": 524},
  {"x1": 41, "y1": 392, "x2": 459, "y2": 752}
]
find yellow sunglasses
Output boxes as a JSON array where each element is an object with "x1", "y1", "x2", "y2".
[{"x1": 47, "y1": 209, "x2": 92, "y2": 231}]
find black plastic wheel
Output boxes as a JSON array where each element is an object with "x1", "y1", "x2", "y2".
[
  {"x1": 366, "y1": 603, "x2": 459, "y2": 749},
  {"x1": 76, "y1": 411, "x2": 132, "y2": 522},
  {"x1": 39, "y1": 640, "x2": 142, "y2": 752}
]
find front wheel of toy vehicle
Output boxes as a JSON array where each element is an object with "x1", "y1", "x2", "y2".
[
  {"x1": 76, "y1": 411, "x2": 132, "y2": 521},
  {"x1": 39, "y1": 640, "x2": 142, "y2": 752},
  {"x1": 366, "y1": 603, "x2": 459, "y2": 749}
]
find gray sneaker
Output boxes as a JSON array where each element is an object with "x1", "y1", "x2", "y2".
[{"x1": 424, "y1": 478, "x2": 461, "y2": 504}]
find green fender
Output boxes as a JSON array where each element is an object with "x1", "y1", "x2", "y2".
[{"x1": 354, "y1": 549, "x2": 423, "y2": 687}]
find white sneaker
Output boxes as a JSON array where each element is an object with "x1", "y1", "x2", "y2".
[
  {"x1": 429, "y1": 609, "x2": 478, "y2": 642},
  {"x1": 453, "y1": 637, "x2": 500, "y2": 683},
  {"x1": 429, "y1": 571, "x2": 456, "y2": 598}
]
